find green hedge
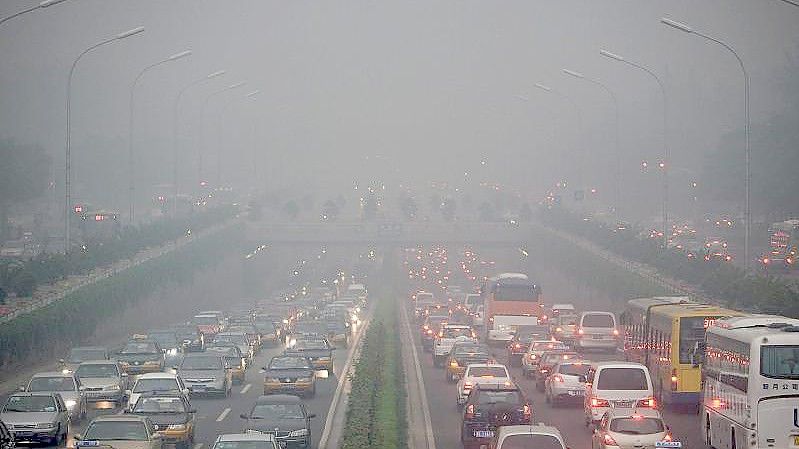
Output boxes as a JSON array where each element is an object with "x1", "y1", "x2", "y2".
[
  {"x1": 341, "y1": 299, "x2": 407, "y2": 449},
  {"x1": 0, "y1": 205, "x2": 237, "y2": 298},
  {"x1": 540, "y1": 207, "x2": 799, "y2": 315},
  {"x1": 0, "y1": 223, "x2": 241, "y2": 369}
]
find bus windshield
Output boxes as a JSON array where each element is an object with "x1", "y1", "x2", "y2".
[
  {"x1": 761, "y1": 345, "x2": 799, "y2": 379},
  {"x1": 494, "y1": 280, "x2": 539, "y2": 301},
  {"x1": 679, "y1": 316, "x2": 711, "y2": 364}
]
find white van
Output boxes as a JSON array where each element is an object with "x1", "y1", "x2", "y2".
[
  {"x1": 584, "y1": 362, "x2": 655, "y2": 425},
  {"x1": 574, "y1": 311, "x2": 619, "y2": 351}
]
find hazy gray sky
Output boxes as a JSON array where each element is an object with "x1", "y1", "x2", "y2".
[{"x1": 1, "y1": 0, "x2": 797, "y2": 212}]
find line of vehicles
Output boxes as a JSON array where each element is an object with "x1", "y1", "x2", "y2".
[
  {"x1": 407, "y1": 246, "x2": 799, "y2": 449},
  {"x1": 0, "y1": 280, "x2": 370, "y2": 449}
]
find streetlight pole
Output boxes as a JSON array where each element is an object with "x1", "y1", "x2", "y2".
[
  {"x1": 65, "y1": 26, "x2": 145, "y2": 255},
  {"x1": 199, "y1": 82, "x2": 246, "y2": 188},
  {"x1": 600, "y1": 49, "x2": 669, "y2": 248},
  {"x1": 0, "y1": 0, "x2": 69, "y2": 27},
  {"x1": 661, "y1": 17, "x2": 751, "y2": 270},
  {"x1": 562, "y1": 68, "x2": 621, "y2": 217},
  {"x1": 128, "y1": 50, "x2": 192, "y2": 224},
  {"x1": 172, "y1": 70, "x2": 226, "y2": 215},
  {"x1": 534, "y1": 83, "x2": 585, "y2": 204}
]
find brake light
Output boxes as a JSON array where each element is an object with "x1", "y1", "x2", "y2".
[
  {"x1": 662, "y1": 432, "x2": 673, "y2": 442},
  {"x1": 540, "y1": 368, "x2": 549, "y2": 374},
  {"x1": 426, "y1": 329, "x2": 433, "y2": 335},
  {"x1": 637, "y1": 397, "x2": 656, "y2": 408},
  {"x1": 514, "y1": 343, "x2": 522, "y2": 349},
  {"x1": 555, "y1": 327, "x2": 563, "y2": 333},
  {"x1": 522, "y1": 404, "x2": 531, "y2": 418},
  {"x1": 463, "y1": 382, "x2": 473, "y2": 391},
  {"x1": 450, "y1": 360, "x2": 459, "y2": 368},
  {"x1": 465, "y1": 404, "x2": 475, "y2": 419},
  {"x1": 438, "y1": 331, "x2": 443, "y2": 337},
  {"x1": 591, "y1": 397, "x2": 610, "y2": 407},
  {"x1": 577, "y1": 328, "x2": 585, "y2": 336},
  {"x1": 602, "y1": 432, "x2": 618, "y2": 446},
  {"x1": 423, "y1": 325, "x2": 429, "y2": 330},
  {"x1": 671, "y1": 369, "x2": 678, "y2": 386},
  {"x1": 551, "y1": 374, "x2": 564, "y2": 383},
  {"x1": 612, "y1": 328, "x2": 619, "y2": 336}
]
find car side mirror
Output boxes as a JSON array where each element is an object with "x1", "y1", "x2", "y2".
[
  {"x1": 240, "y1": 414, "x2": 248, "y2": 419},
  {"x1": 308, "y1": 413, "x2": 316, "y2": 419}
]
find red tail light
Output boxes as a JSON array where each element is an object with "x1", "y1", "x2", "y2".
[
  {"x1": 602, "y1": 432, "x2": 618, "y2": 446},
  {"x1": 551, "y1": 374, "x2": 564, "y2": 383},
  {"x1": 670, "y1": 369, "x2": 678, "y2": 387},
  {"x1": 590, "y1": 397, "x2": 610, "y2": 407},
  {"x1": 463, "y1": 382, "x2": 473, "y2": 391},
  {"x1": 637, "y1": 397, "x2": 656, "y2": 408},
  {"x1": 612, "y1": 328, "x2": 620, "y2": 336},
  {"x1": 514, "y1": 343, "x2": 522, "y2": 349},
  {"x1": 577, "y1": 328, "x2": 585, "y2": 336},
  {"x1": 465, "y1": 404, "x2": 475, "y2": 419},
  {"x1": 522, "y1": 404, "x2": 532, "y2": 418},
  {"x1": 662, "y1": 432, "x2": 673, "y2": 442}
]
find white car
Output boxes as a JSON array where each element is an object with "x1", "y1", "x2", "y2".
[
  {"x1": 574, "y1": 311, "x2": 620, "y2": 351},
  {"x1": 491, "y1": 424, "x2": 567, "y2": 449},
  {"x1": 591, "y1": 408, "x2": 672, "y2": 449},
  {"x1": 521, "y1": 340, "x2": 568, "y2": 377},
  {"x1": 126, "y1": 372, "x2": 188, "y2": 411},
  {"x1": 432, "y1": 325, "x2": 476, "y2": 367},
  {"x1": 584, "y1": 362, "x2": 655, "y2": 426},
  {"x1": 544, "y1": 360, "x2": 591, "y2": 406},
  {"x1": 456, "y1": 363, "x2": 511, "y2": 405}
]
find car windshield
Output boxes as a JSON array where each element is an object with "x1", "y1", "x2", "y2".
[
  {"x1": 148, "y1": 332, "x2": 178, "y2": 347},
  {"x1": 84, "y1": 421, "x2": 149, "y2": 441},
  {"x1": 270, "y1": 358, "x2": 311, "y2": 370},
  {"x1": 215, "y1": 335, "x2": 246, "y2": 345},
  {"x1": 610, "y1": 417, "x2": 665, "y2": 434},
  {"x1": 251, "y1": 403, "x2": 304, "y2": 419},
  {"x1": 193, "y1": 316, "x2": 218, "y2": 326},
  {"x1": 3, "y1": 396, "x2": 56, "y2": 413},
  {"x1": 133, "y1": 397, "x2": 186, "y2": 414},
  {"x1": 181, "y1": 357, "x2": 222, "y2": 370},
  {"x1": 499, "y1": 434, "x2": 564, "y2": 449},
  {"x1": 559, "y1": 364, "x2": 590, "y2": 377},
  {"x1": 597, "y1": 368, "x2": 649, "y2": 390},
  {"x1": 120, "y1": 342, "x2": 159, "y2": 354},
  {"x1": 543, "y1": 353, "x2": 579, "y2": 364},
  {"x1": 442, "y1": 327, "x2": 472, "y2": 338},
  {"x1": 133, "y1": 379, "x2": 179, "y2": 393},
  {"x1": 454, "y1": 345, "x2": 484, "y2": 355},
  {"x1": 582, "y1": 314, "x2": 614, "y2": 328},
  {"x1": 478, "y1": 390, "x2": 522, "y2": 405},
  {"x1": 294, "y1": 340, "x2": 327, "y2": 350},
  {"x1": 214, "y1": 441, "x2": 277, "y2": 449},
  {"x1": 28, "y1": 377, "x2": 75, "y2": 392},
  {"x1": 468, "y1": 367, "x2": 507, "y2": 377},
  {"x1": 76, "y1": 364, "x2": 118, "y2": 378},
  {"x1": 68, "y1": 348, "x2": 106, "y2": 362},
  {"x1": 532, "y1": 342, "x2": 564, "y2": 351}
]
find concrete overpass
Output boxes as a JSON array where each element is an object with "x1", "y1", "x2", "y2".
[{"x1": 244, "y1": 221, "x2": 532, "y2": 245}]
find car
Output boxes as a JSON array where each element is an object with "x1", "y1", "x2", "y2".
[
  {"x1": 545, "y1": 360, "x2": 591, "y2": 406},
  {"x1": 433, "y1": 324, "x2": 476, "y2": 367},
  {"x1": 211, "y1": 433, "x2": 280, "y2": 449},
  {"x1": 591, "y1": 408, "x2": 672, "y2": 449},
  {"x1": 489, "y1": 424, "x2": 567, "y2": 449},
  {"x1": 146, "y1": 329, "x2": 183, "y2": 364},
  {"x1": 521, "y1": 340, "x2": 569, "y2": 377},
  {"x1": 460, "y1": 383, "x2": 532, "y2": 449},
  {"x1": 505, "y1": 325, "x2": 551, "y2": 366},
  {"x1": 128, "y1": 394, "x2": 195, "y2": 449},
  {"x1": 192, "y1": 314, "x2": 224, "y2": 337},
  {"x1": 226, "y1": 323, "x2": 262, "y2": 353},
  {"x1": 213, "y1": 332, "x2": 254, "y2": 363},
  {"x1": 254, "y1": 315, "x2": 284, "y2": 346},
  {"x1": 0, "y1": 392, "x2": 69, "y2": 446},
  {"x1": 23, "y1": 372, "x2": 86, "y2": 422},
  {"x1": 59, "y1": 346, "x2": 109, "y2": 373},
  {"x1": 205, "y1": 346, "x2": 247, "y2": 384},
  {"x1": 456, "y1": 364, "x2": 512, "y2": 406},
  {"x1": 574, "y1": 312, "x2": 620, "y2": 352},
  {"x1": 420, "y1": 314, "x2": 450, "y2": 352},
  {"x1": 76, "y1": 414, "x2": 163, "y2": 449},
  {"x1": 283, "y1": 337, "x2": 334, "y2": 374},
  {"x1": 74, "y1": 360, "x2": 128, "y2": 405},
  {"x1": 445, "y1": 342, "x2": 490, "y2": 383},
  {"x1": 177, "y1": 354, "x2": 232, "y2": 397},
  {"x1": 534, "y1": 350, "x2": 581, "y2": 391},
  {"x1": 584, "y1": 362, "x2": 655, "y2": 426},
  {"x1": 263, "y1": 355, "x2": 316, "y2": 397},
  {"x1": 240, "y1": 395, "x2": 316, "y2": 448},
  {"x1": 171, "y1": 324, "x2": 205, "y2": 352},
  {"x1": 116, "y1": 340, "x2": 165, "y2": 375},
  {"x1": 126, "y1": 373, "x2": 189, "y2": 411}
]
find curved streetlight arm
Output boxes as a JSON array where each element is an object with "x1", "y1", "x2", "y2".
[{"x1": 0, "y1": 0, "x2": 69, "y2": 27}]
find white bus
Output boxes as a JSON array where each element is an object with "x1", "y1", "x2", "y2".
[{"x1": 702, "y1": 315, "x2": 799, "y2": 449}]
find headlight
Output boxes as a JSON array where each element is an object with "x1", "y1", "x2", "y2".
[
  {"x1": 288, "y1": 429, "x2": 309, "y2": 437},
  {"x1": 296, "y1": 377, "x2": 312, "y2": 382},
  {"x1": 318, "y1": 356, "x2": 331, "y2": 361},
  {"x1": 64, "y1": 400, "x2": 77, "y2": 409},
  {"x1": 35, "y1": 423, "x2": 55, "y2": 429},
  {"x1": 167, "y1": 424, "x2": 187, "y2": 431}
]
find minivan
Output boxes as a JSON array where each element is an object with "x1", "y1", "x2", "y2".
[
  {"x1": 574, "y1": 311, "x2": 619, "y2": 351},
  {"x1": 584, "y1": 362, "x2": 655, "y2": 425}
]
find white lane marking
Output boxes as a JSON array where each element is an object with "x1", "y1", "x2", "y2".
[
  {"x1": 193, "y1": 444, "x2": 204, "y2": 449},
  {"x1": 216, "y1": 407, "x2": 231, "y2": 422},
  {"x1": 240, "y1": 383, "x2": 252, "y2": 394},
  {"x1": 401, "y1": 305, "x2": 436, "y2": 449}
]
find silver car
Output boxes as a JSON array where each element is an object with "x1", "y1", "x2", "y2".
[
  {"x1": 59, "y1": 346, "x2": 109, "y2": 374},
  {"x1": 76, "y1": 414, "x2": 163, "y2": 449},
  {"x1": 75, "y1": 361, "x2": 128, "y2": 405},
  {"x1": 544, "y1": 360, "x2": 591, "y2": 406},
  {"x1": 24, "y1": 372, "x2": 86, "y2": 422},
  {"x1": 178, "y1": 355, "x2": 232, "y2": 397},
  {"x1": 0, "y1": 392, "x2": 69, "y2": 446}
]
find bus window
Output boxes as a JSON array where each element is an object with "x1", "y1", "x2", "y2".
[
  {"x1": 679, "y1": 317, "x2": 708, "y2": 364},
  {"x1": 761, "y1": 345, "x2": 799, "y2": 379}
]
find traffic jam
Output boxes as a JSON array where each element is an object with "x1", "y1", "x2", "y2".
[
  {"x1": 0, "y1": 255, "x2": 371, "y2": 449},
  {"x1": 405, "y1": 245, "x2": 799, "y2": 449}
]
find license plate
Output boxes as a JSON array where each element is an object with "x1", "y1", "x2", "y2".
[
  {"x1": 568, "y1": 390, "x2": 583, "y2": 396},
  {"x1": 77, "y1": 441, "x2": 100, "y2": 447},
  {"x1": 193, "y1": 387, "x2": 206, "y2": 393},
  {"x1": 14, "y1": 432, "x2": 32, "y2": 437},
  {"x1": 474, "y1": 430, "x2": 494, "y2": 438}
]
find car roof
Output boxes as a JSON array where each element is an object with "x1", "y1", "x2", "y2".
[
  {"x1": 593, "y1": 361, "x2": 647, "y2": 369},
  {"x1": 215, "y1": 433, "x2": 277, "y2": 443},
  {"x1": 71, "y1": 346, "x2": 107, "y2": 351},
  {"x1": 466, "y1": 363, "x2": 506, "y2": 370},
  {"x1": 604, "y1": 407, "x2": 663, "y2": 419},
  {"x1": 474, "y1": 382, "x2": 518, "y2": 391},
  {"x1": 134, "y1": 373, "x2": 178, "y2": 380},
  {"x1": 255, "y1": 394, "x2": 302, "y2": 404},
  {"x1": 31, "y1": 372, "x2": 75, "y2": 378},
  {"x1": 496, "y1": 425, "x2": 564, "y2": 441},
  {"x1": 78, "y1": 360, "x2": 118, "y2": 366},
  {"x1": 9, "y1": 392, "x2": 58, "y2": 398},
  {"x1": 90, "y1": 414, "x2": 150, "y2": 423},
  {"x1": 442, "y1": 324, "x2": 471, "y2": 329}
]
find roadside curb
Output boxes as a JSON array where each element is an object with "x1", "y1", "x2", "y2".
[{"x1": 399, "y1": 304, "x2": 436, "y2": 449}]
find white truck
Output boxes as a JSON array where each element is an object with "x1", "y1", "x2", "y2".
[{"x1": 487, "y1": 315, "x2": 541, "y2": 344}]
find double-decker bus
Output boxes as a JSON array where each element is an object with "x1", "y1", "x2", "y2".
[
  {"x1": 702, "y1": 315, "x2": 799, "y2": 449},
  {"x1": 621, "y1": 297, "x2": 741, "y2": 408},
  {"x1": 480, "y1": 273, "x2": 542, "y2": 344}
]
